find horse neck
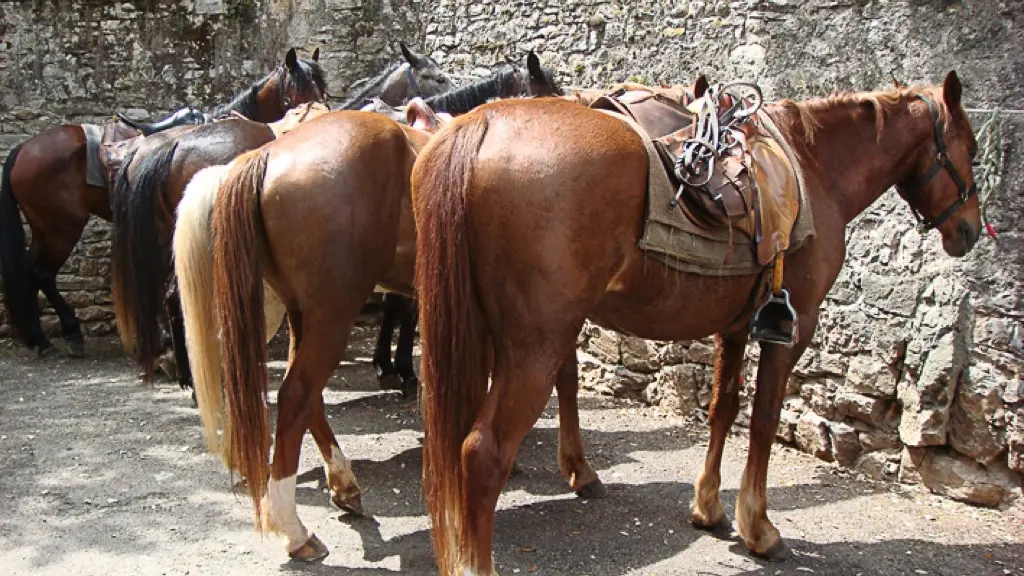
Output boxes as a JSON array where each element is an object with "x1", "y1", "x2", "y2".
[
  {"x1": 252, "y1": 82, "x2": 287, "y2": 123},
  {"x1": 423, "y1": 70, "x2": 514, "y2": 115},
  {"x1": 783, "y1": 98, "x2": 932, "y2": 225}
]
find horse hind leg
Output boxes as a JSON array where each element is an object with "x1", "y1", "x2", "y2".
[
  {"x1": 393, "y1": 295, "x2": 419, "y2": 397},
  {"x1": 691, "y1": 331, "x2": 748, "y2": 532},
  {"x1": 554, "y1": 349, "x2": 606, "y2": 499},
  {"x1": 33, "y1": 265, "x2": 83, "y2": 358},
  {"x1": 459, "y1": 347, "x2": 568, "y2": 575},
  {"x1": 309, "y1": 396, "x2": 362, "y2": 515},
  {"x1": 372, "y1": 293, "x2": 402, "y2": 391},
  {"x1": 264, "y1": 317, "x2": 357, "y2": 562}
]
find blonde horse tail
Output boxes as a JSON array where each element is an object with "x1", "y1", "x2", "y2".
[
  {"x1": 174, "y1": 163, "x2": 232, "y2": 464},
  {"x1": 412, "y1": 112, "x2": 492, "y2": 574}
]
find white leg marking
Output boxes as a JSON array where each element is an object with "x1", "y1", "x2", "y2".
[
  {"x1": 324, "y1": 445, "x2": 358, "y2": 492},
  {"x1": 263, "y1": 475, "x2": 309, "y2": 553}
]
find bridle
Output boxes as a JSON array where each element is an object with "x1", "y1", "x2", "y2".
[{"x1": 898, "y1": 94, "x2": 977, "y2": 233}]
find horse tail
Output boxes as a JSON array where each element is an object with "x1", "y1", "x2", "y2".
[
  {"x1": 173, "y1": 164, "x2": 233, "y2": 464},
  {"x1": 211, "y1": 150, "x2": 270, "y2": 524},
  {"x1": 412, "y1": 113, "x2": 492, "y2": 574},
  {"x1": 112, "y1": 141, "x2": 178, "y2": 379},
  {"x1": 0, "y1": 144, "x2": 44, "y2": 349}
]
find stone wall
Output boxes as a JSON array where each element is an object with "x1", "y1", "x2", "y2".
[
  {"x1": 1, "y1": 0, "x2": 1022, "y2": 506},
  {"x1": 419, "y1": 0, "x2": 1023, "y2": 507}
]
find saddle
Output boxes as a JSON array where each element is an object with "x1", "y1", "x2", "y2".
[
  {"x1": 93, "y1": 107, "x2": 205, "y2": 187},
  {"x1": 586, "y1": 84, "x2": 808, "y2": 345},
  {"x1": 591, "y1": 86, "x2": 800, "y2": 268}
]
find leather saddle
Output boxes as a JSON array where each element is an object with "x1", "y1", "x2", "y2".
[
  {"x1": 588, "y1": 88, "x2": 801, "y2": 267},
  {"x1": 97, "y1": 107, "x2": 205, "y2": 186}
]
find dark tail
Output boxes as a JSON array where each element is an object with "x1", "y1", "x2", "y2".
[
  {"x1": 111, "y1": 141, "x2": 177, "y2": 379},
  {"x1": 412, "y1": 113, "x2": 492, "y2": 574},
  {"x1": 211, "y1": 151, "x2": 270, "y2": 526},
  {"x1": 0, "y1": 144, "x2": 45, "y2": 348}
]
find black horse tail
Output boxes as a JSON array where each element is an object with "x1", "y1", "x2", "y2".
[
  {"x1": 111, "y1": 141, "x2": 178, "y2": 380},
  {"x1": 0, "y1": 144, "x2": 45, "y2": 349}
]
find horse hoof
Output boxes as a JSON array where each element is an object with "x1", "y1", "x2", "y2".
[
  {"x1": 575, "y1": 478, "x2": 609, "y2": 499},
  {"x1": 400, "y1": 376, "x2": 419, "y2": 399},
  {"x1": 37, "y1": 345, "x2": 59, "y2": 359},
  {"x1": 157, "y1": 356, "x2": 178, "y2": 381},
  {"x1": 379, "y1": 373, "x2": 403, "y2": 391},
  {"x1": 332, "y1": 491, "x2": 364, "y2": 516},
  {"x1": 65, "y1": 341, "x2": 86, "y2": 358},
  {"x1": 752, "y1": 538, "x2": 792, "y2": 562},
  {"x1": 289, "y1": 534, "x2": 329, "y2": 563},
  {"x1": 691, "y1": 512, "x2": 732, "y2": 535}
]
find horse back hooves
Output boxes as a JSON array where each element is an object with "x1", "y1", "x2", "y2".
[
  {"x1": 692, "y1": 513, "x2": 732, "y2": 537},
  {"x1": 378, "y1": 373, "x2": 403, "y2": 391},
  {"x1": 288, "y1": 534, "x2": 330, "y2": 563},
  {"x1": 751, "y1": 538, "x2": 793, "y2": 562},
  {"x1": 65, "y1": 340, "x2": 86, "y2": 358},
  {"x1": 36, "y1": 345, "x2": 60, "y2": 359},
  {"x1": 575, "y1": 478, "x2": 609, "y2": 499}
]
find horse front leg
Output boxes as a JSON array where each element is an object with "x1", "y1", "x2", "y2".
[
  {"x1": 691, "y1": 331, "x2": 748, "y2": 531},
  {"x1": 736, "y1": 311, "x2": 817, "y2": 560}
]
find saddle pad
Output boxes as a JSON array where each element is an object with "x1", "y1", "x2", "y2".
[
  {"x1": 600, "y1": 109, "x2": 815, "y2": 276},
  {"x1": 82, "y1": 124, "x2": 106, "y2": 188}
]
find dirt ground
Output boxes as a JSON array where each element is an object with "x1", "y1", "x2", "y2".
[{"x1": 1, "y1": 318, "x2": 1022, "y2": 576}]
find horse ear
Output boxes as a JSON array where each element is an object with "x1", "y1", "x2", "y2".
[
  {"x1": 312, "y1": 47, "x2": 320, "y2": 62},
  {"x1": 284, "y1": 47, "x2": 298, "y2": 70},
  {"x1": 400, "y1": 41, "x2": 425, "y2": 69},
  {"x1": 890, "y1": 73, "x2": 906, "y2": 89},
  {"x1": 942, "y1": 70, "x2": 962, "y2": 108},
  {"x1": 505, "y1": 54, "x2": 517, "y2": 67},
  {"x1": 694, "y1": 74, "x2": 709, "y2": 98},
  {"x1": 527, "y1": 51, "x2": 543, "y2": 81}
]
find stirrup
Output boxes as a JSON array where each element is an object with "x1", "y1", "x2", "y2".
[{"x1": 750, "y1": 288, "x2": 798, "y2": 346}]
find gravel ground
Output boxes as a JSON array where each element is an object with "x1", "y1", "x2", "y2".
[{"x1": 1, "y1": 321, "x2": 1021, "y2": 576}]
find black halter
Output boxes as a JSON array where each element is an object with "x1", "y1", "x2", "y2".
[{"x1": 899, "y1": 94, "x2": 977, "y2": 233}]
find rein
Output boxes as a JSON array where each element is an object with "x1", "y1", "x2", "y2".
[{"x1": 899, "y1": 94, "x2": 977, "y2": 232}]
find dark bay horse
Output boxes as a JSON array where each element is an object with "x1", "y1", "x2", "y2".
[
  {"x1": 173, "y1": 60, "x2": 566, "y2": 561},
  {"x1": 111, "y1": 44, "x2": 448, "y2": 387},
  {"x1": 412, "y1": 72, "x2": 981, "y2": 574},
  {"x1": 0, "y1": 48, "x2": 321, "y2": 359}
]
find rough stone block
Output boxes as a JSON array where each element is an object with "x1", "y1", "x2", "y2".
[
  {"x1": 918, "y1": 448, "x2": 1019, "y2": 508},
  {"x1": 642, "y1": 364, "x2": 699, "y2": 415},
  {"x1": 949, "y1": 369, "x2": 1006, "y2": 464},
  {"x1": 836, "y1": 391, "x2": 886, "y2": 425},
  {"x1": 795, "y1": 412, "x2": 833, "y2": 462},
  {"x1": 828, "y1": 420, "x2": 861, "y2": 466},
  {"x1": 621, "y1": 335, "x2": 661, "y2": 373}
]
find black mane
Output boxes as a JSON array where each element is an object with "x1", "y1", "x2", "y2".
[
  {"x1": 337, "y1": 62, "x2": 404, "y2": 110},
  {"x1": 208, "y1": 59, "x2": 326, "y2": 120},
  {"x1": 423, "y1": 67, "x2": 522, "y2": 115}
]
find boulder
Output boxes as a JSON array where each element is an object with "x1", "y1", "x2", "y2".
[
  {"x1": 620, "y1": 335, "x2": 661, "y2": 373},
  {"x1": 828, "y1": 420, "x2": 861, "y2": 466},
  {"x1": 897, "y1": 332, "x2": 967, "y2": 446},
  {"x1": 836, "y1": 391, "x2": 886, "y2": 425},
  {"x1": 642, "y1": 364, "x2": 700, "y2": 415},
  {"x1": 949, "y1": 368, "x2": 1006, "y2": 464},
  {"x1": 917, "y1": 448, "x2": 1020, "y2": 508},
  {"x1": 795, "y1": 412, "x2": 833, "y2": 461},
  {"x1": 855, "y1": 449, "x2": 900, "y2": 480}
]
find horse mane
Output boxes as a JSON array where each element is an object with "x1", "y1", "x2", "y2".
[
  {"x1": 209, "y1": 60, "x2": 326, "y2": 120},
  {"x1": 771, "y1": 86, "x2": 943, "y2": 145},
  {"x1": 337, "y1": 62, "x2": 404, "y2": 110},
  {"x1": 424, "y1": 67, "x2": 520, "y2": 115}
]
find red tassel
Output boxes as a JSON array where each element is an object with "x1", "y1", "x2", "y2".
[{"x1": 985, "y1": 221, "x2": 997, "y2": 238}]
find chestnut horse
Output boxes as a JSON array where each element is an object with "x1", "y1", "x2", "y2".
[
  {"x1": 412, "y1": 71, "x2": 981, "y2": 574},
  {"x1": 0, "y1": 48, "x2": 321, "y2": 359},
  {"x1": 111, "y1": 44, "x2": 448, "y2": 389},
  {"x1": 173, "y1": 60, "x2": 567, "y2": 561}
]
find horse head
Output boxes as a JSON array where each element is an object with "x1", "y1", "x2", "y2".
[{"x1": 894, "y1": 71, "x2": 981, "y2": 257}]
